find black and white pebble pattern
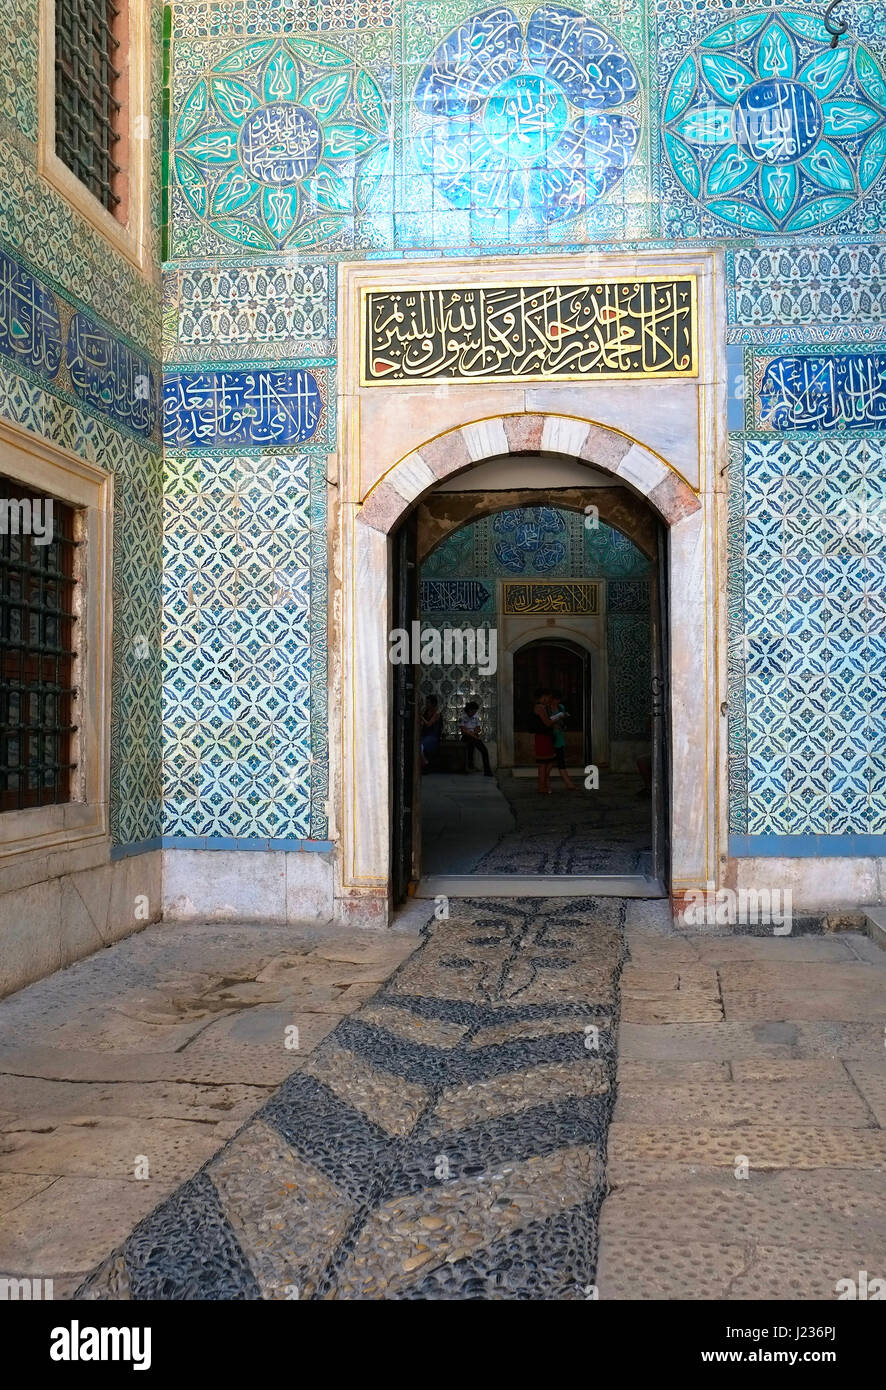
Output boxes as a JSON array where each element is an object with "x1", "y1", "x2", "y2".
[{"x1": 77, "y1": 897, "x2": 626, "y2": 1301}]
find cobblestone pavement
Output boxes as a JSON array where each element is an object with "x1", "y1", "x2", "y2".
[
  {"x1": 475, "y1": 773, "x2": 652, "y2": 876},
  {"x1": 77, "y1": 897, "x2": 625, "y2": 1299}
]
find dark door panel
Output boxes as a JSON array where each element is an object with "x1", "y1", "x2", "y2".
[{"x1": 391, "y1": 513, "x2": 418, "y2": 904}]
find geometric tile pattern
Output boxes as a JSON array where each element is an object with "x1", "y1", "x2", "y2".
[
  {"x1": 0, "y1": 133, "x2": 160, "y2": 357},
  {"x1": 162, "y1": 449, "x2": 327, "y2": 840},
  {"x1": 0, "y1": 0, "x2": 38, "y2": 140},
  {"x1": 740, "y1": 436, "x2": 886, "y2": 836},
  {"x1": 111, "y1": 446, "x2": 164, "y2": 847},
  {"x1": 0, "y1": 5, "x2": 164, "y2": 848},
  {"x1": 0, "y1": 359, "x2": 163, "y2": 849},
  {"x1": 158, "y1": 0, "x2": 886, "y2": 852},
  {"x1": 729, "y1": 244, "x2": 886, "y2": 336},
  {"x1": 173, "y1": 0, "x2": 395, "y2": 41},
  {"x1": 608, "y1": 613, "x2": 652, "y2": 742},
  {"x1": 75, "y1": 898, "x2": 623, "y2": 1300}
]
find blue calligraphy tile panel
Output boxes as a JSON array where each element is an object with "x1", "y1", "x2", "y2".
[
  {"x1": 759, "y1": 353, "x2": 886, "y2": 430},
  {"x1": 163, "y1": 367, "x2": 325, "y2": 447},
  {"x1": 0, "y1": 249, "x2": 63, "y2": 379},
  {"x1": 402, "y1": 0, "x2": 649, "y2": 245},
  {"x1": 67, "y1": 313, "x2": 158, "y2": 439},
  {"x1": 412, "y1": 4, "x2": 639, "y2": 234},
  {"x1": 421, "y1": 579, "x2": 493, "y2": 613},
  {"x1": 657, "y1": 2, "x2": 886, "y2": 240}
]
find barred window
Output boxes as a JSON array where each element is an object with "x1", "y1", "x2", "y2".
[
  {"x1": 54, "y1": 0, "x2": 124, "y2": 214},
  {"x1": 0, "y1": 478, "x2": 79, "y2": 812}
]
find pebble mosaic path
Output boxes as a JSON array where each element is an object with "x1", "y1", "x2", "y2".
[
  {"x1": 77, "y1": 898, "x2": 625, "y2": 1300},
  {"x1": 474, "y1": 773, "x2": 652, "y2": 877}
]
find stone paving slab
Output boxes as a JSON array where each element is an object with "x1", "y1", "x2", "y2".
[
  {"x1": 718, "y1": 961, "x2": 886, "y2": 1022},
  {"x1": 614, "y1": 1080, "x2": 872, "y2": 1128},
  {"x1": 600, "y1": 1170, "x2": 886, "y2": 1248},
  {"x1": 597, "y1": 931, "x2": 886, "y2": 1300},
  {"x1": 620, "y1": 1019, "x2": 886, "y2": 1061},
  {"x1": 845, "y1": 1063, "x2": 886, "y2": 1126},
  {"x1": 0, "y1": 1177, "x2": 177, "y2": 1290},
  {"x1": 0, "y1": 919, "x2": 420, "y2": 1284},
  {"x1": 598, "y1": 1239, "x2": 880, "y2": 1302}
]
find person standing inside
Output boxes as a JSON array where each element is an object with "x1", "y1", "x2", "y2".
[
  {"x1": 532, "y1": 688, "x2": 557, "y2": 796},
  {"x1": 420, "y1": 695, "x2": 443, "y2": 770},
  {"x1": 549, "y1": 689, "x2": 576, "y2": 791},
  {"x1": 459, "y1": 701, "x2": 492, "y2": 776}
]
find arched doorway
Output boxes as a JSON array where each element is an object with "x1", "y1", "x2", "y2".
[
  {"x1": 513, "y1": 640, "x2": 589, "y2": 768},
  {"x1": 336, "y1": 252, "x2": 723, "y2": 927},
  {"x1": 403, "y1": 489, "x2": 667, "y2": 895}
]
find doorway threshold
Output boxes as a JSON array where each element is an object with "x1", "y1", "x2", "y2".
[{"x1": 416, "y1": 874, "x2": 665, "y2": 898}]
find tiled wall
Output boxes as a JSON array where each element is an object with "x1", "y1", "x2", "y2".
[
  {"x1": 0, "y1": 2, "x2": 164, "y2": 849},
  {"x1": 163, "y1": 0, "x2": 886, "y2": 856}
]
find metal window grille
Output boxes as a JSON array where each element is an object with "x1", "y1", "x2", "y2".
[
  {"x1": 0, "y1": 477, "x2": 79, "y2": 812},
  {"x1": 54, "y1": 0, "x2": 122, "y2": 212}
]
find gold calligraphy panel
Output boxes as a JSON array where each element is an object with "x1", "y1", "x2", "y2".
[
  {"x1": 502, "y1": 581, "x2": 600, "y2": 616},
  {"x1": 362, "y1": 278, "x2": 697, "y2": 384}
]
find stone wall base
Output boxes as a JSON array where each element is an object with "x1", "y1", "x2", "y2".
[
  {"x1": 0, "y1": 849, "x2": 162, "y2": 999},
  {"x1": 161, "y1": 848, "x2": 334, "y2": 925}
]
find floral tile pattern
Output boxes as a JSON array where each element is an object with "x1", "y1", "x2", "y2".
[{"x1": 656, "y1": 0, "x2": 886, "y2": 241}]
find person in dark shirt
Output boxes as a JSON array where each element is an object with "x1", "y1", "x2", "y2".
[
  {"x1": 420, "y1": 695, "x2": 443, "y2": 769},
  {"x1": 532, "y1": 688, "x2": 558, "y2": 795},
  {"x1": 459, "y1": 701, "x2": 492, "y2": 776},
  {"x1": 549, "y1": 688, "x2": 576, "y2": 791}
]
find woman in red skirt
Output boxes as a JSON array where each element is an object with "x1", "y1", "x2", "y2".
[{"x1": 532, "y1": 688, "x2": 557, "y2": 796}]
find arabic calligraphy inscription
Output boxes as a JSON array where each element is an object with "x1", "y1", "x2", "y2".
[
  {"x1": 163, "y1": 368, "x2": 324, "y2": 447},
  {"x1": 363, "y1": 278, "x2": 696, "y2": 383},
  {"x1": 502, "y1": 581, "x2": 600, "y2": 615},
  {"x1": 67, "y1": 313, "x2": 157, "y2": 438},
  {"x1": 0, "y1": 250, "x2": 63, "y2": 380},
  {"x1": 760, "y1": 354, "x2": 886, "y2": 430}
]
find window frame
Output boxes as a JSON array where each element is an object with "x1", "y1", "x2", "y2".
[
  {"x1": 0, "y1": 418, "x2": 112, "y2": 863},
  {"x1": 38, "y1": 0, "x2": 152, "y2": 274}
]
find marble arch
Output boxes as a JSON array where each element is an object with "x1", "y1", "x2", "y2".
[{"x1": 333, "y1": 253, "x2": 727, "y2": 925}]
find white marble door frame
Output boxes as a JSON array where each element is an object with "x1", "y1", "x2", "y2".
[{"x1": 333, "y1": 252, "x2": 728, "y2": 925}]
